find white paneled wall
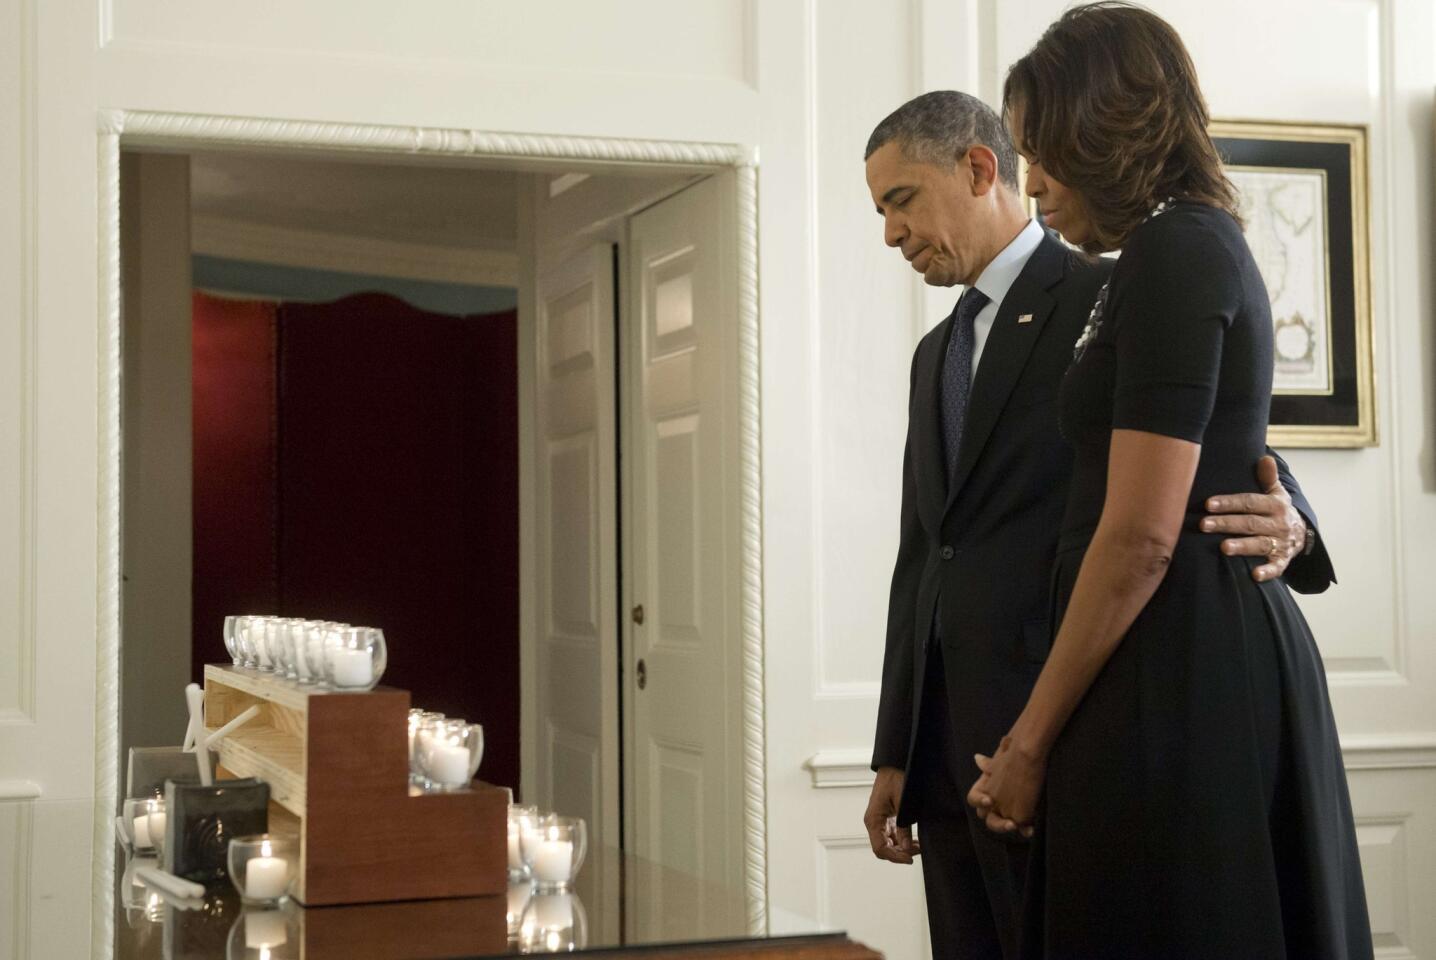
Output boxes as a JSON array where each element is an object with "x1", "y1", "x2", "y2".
[{"x1": 0, "y1": 0, "x2": 1432, "y2": 957}]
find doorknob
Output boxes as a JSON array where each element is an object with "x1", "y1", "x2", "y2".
[
  {"x1": 632, "y1": 604, "x2": 645, "y2": 625},
  {"x1": 636, "y1": 659, "x2": 647, "y2": 690}
]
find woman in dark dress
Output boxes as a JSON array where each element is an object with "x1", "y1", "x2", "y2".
[{"x1": 965, "y1": 4, "x2": 1374, "y2": 958}]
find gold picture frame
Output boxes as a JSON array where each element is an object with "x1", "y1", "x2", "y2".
[{"x1": 1209, "y1": 120, "x2": 1377, "y2": 448}]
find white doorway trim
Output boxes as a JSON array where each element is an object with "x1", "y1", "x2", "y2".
[{"x1": 94, "y1": 110, "x2": 767, "y2": 954}]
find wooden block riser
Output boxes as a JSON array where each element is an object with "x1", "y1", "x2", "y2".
[{"x1": 204, "y1": 665, "x2": 505, "y2": 905}]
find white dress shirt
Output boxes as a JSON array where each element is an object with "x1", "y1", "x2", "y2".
[{"x1": 966, "y1": 217, "x2": 1046, "y2": 379}]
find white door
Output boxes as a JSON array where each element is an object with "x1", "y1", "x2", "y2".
[
  {"x1": 529, "y1": 244, "x2": 622, "y2": 862},
  {"x1": 623, "y1": 173, "x2": 746, "y2": 937}
]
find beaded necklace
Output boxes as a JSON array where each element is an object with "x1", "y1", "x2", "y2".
[{"x1": 1072, "y1": 197, "x2": 1176, "y2": 362}]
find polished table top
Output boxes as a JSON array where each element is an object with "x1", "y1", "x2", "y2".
[{"x1": 113, "y1": 835, "x2": 844, "y2": 959}]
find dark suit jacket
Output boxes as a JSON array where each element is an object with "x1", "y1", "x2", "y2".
[{"x1": 872, "y1": 232, "x2": 1335, "y2": 824}]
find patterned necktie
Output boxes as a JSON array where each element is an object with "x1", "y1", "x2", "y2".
[{"x1": 940, "y1": 286, "x2": 990, "y2": 482}]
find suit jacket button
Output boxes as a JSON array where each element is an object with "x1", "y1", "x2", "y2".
[{"x1": 939, "y1": 545, "x2": 955, "y2": 560}]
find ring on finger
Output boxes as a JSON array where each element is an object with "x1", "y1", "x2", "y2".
[{"x1": 1265, "y1": 535, "x2": 1279, "y2": 556}]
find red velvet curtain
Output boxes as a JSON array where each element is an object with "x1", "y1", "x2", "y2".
[
  {"x1": 191, "y1": 291, "x2": 520, "y2": 792},
  {"x1": 192, "y1": 291, "x2": 280, "y2": 670}
]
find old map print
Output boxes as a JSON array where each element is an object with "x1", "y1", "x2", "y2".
[{"x1": 1229, "y1": 167, "x2": 1333, "y2": 395}]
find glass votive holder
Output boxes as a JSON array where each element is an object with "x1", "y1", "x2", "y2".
[
  {"x1": 223, "y1": 616, "x2": 242, "y2": 667},
  {"x1": 289, "y1": 620, "x2": 318, "y2": 685},
  {"x1": 123, "y1": 796, "x2": 164, "y2": 852},
  {"x1": 304, "y1": 621, "x2": 342, "y2": 690},
  {"x1": 508, "y1": 804, "x2": 541, "y2": 880},
  {"x1": 518, "y1": 890, "x2": 588, "y2": 953},
  {"x1": 521, "y1": 816, "x2": 586, "y2": 892},
  {"x1": 145, "y1": 800, "x2": 169, "y2": 860},
  {"x1": 234, "y1": 616, "x2": 262, "y2": 669},
  {"x1": 326, "y1": 626, "x2": 386, "y2": 690},
  {"x1": 120, "y1": 852, "x2": 158, "y2": 913},
  {"x1": 506, "y1": 879, "x2": 535, "y2": 939},
  {"x1": 256, "y1": 617, "x2": 280, "y2": 673},
  {"x1": 408, "y1": 710, "x2": 445, "y2": 784},
  {"x1": 278, "y1": 619, "x2": 303, "y2": 681},
  {"x1": 416, "y1": 719, "x2": 483, "y2": 791},
  {"x1": 227, "y1": 834, "x2": 296, "y2": 905},
  {"x1": 225, "y1": 904, "x2": 298, "y2": 960},
  {"x1": 123, "y1": 852, "x2": 166, "y2": 927}
]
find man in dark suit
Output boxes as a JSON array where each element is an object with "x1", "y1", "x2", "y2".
[{"x1": 860, "y1": 92, "x2": 1335, "y2": 960}]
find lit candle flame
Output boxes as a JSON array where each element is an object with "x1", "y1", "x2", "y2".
[{"x1": 260, "y1": 839, "x2": 272, "y2": 858}]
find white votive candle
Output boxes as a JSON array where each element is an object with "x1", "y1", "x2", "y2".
[
  {"x1": 429, "y1": 743, "x2": 470, "y2": 786},
  {"x1": 131, "y1": 814, "x2": 152, "y2": 850},
  {"x1": 246, "y1": 852, "x2": 289, "y2": 900},
  {"x1": 532, "y1": 839, "x2": 574, "y2": 885},
  {"x1": 146, "y1": 811, "x2": 167, "y2": 849},
  {"x1": 508, "y1": 822, "x2": 523, "y2": 870},
  {"x1": 331, "y1": 648, "x2": 373, "y2": 687}
]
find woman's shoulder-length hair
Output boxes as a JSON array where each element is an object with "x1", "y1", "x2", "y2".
[{"x1": 1002, "y1": 1, "x2": 1240, "y2": 253}]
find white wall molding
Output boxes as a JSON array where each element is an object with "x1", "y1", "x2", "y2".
[
  {"x1": 734, "y1": 161, "x2": 770, "y2": 934},
  {"x1": 191, "y1": 215, "x2": 520, "y2": 289},
  {"x1": 93, "y1": 125, "x2": 123, "y2": 960},
  {"x1": 813, "y1": 833, "x2": 871, "y2": 926},
  {"x1": 1343, "y1": 734, "x2": 1436, "y2": 771},
  {"x1": 96, "y1": 109, "x2": 767, "y2": 949},
  {"x1": 804, "y1": 749, "x2": 875, "y2": 789},
  {"x1": 0, "y1": 781, "x2": 40, "y2": 801},
  {"x1": 0, "y1": 0, "x2": 40, "y2": 729},
  {"x1": 101, "y1": 109, "x2": 755, "y2": 169}
]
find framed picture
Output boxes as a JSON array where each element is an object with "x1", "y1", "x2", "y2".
[{"x1": 1210, "y1": 120, "x2": 1376, "y2": 447}]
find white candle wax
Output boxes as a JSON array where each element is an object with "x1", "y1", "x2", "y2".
[
  {"x1": 533, "y1": 891, "x2": 576, "y2": 929},
  {"x1": 429, "y1": 743, "x2": 470, "y2": 785},
  {"x1": 245, "y1": 909, "x2": 288, "y2": 948},
  {"x1": 146, "y1": 811, "x2": 167, "y2": 849},
  {"x1": 508, "y1": 823, "x2": 523, "y2": 870},
  {"x1": 245, "y1": 856, "x2": 289, "y2": 899},
  {"x1": 331, "y1": 648, "x2": 373, "y2": 687},
  {"x1": 532, "y1": 839, "x2": 574, "y2": 885},
  {"x1": 131, "y1": 814, "x2": 152, "y2": 849}
]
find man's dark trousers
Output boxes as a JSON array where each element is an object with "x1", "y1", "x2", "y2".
[{"x1": 908, "y1": 642, "x2": 1028, "y2": 960}]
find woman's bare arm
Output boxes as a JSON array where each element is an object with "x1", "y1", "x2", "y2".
[{"x1": 1007, "y1": 428, "x2": 1198, "y2": 759}]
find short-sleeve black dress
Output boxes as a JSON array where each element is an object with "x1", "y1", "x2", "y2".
[{"x1": 1019, "y1": 202, "x2": 1373, "y2": 960}]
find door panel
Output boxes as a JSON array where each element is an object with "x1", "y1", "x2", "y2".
[
  {"x1": 625, "y1": 174, "x2": 743, "y2": 936},
  {"x1": 530, "y1": 246, "x2": 620, "y2": 860}
]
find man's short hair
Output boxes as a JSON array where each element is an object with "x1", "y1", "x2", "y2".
[{"x1": 864, "y1": 91, "x2": 1019, "y2": 190}]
